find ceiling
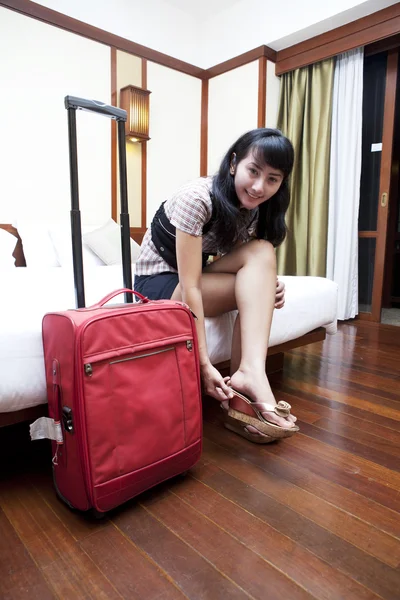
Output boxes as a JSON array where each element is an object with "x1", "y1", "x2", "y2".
[
  {"x1": 165, "y1": 0, "x2": 244, "y2": 19},
  {"x1": 163, "y1": 0, "x2": 399, "y2": 55}
]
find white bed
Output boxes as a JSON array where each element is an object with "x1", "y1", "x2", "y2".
[{"x1": 0, "y1": 264, "x2": 338, "y2": 414}]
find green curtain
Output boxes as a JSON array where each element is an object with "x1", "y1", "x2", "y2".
[{"x1": 277, "y1": 58, "x2": 334, "y2": 276}]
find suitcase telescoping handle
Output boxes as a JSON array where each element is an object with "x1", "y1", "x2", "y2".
[
  {"x1": 65, "y1": 95, "x2": 133, "y2": 309},
  {"x1": 65, "y1": 96, "x2": 127, "y2": 120},
  {"x1": 89, "y1": 288, "x2": 149, "y2": 308}
]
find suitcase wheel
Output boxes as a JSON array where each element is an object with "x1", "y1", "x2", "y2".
[{"x1": 91, "y1": 508, "x2": 107, "y2": 520}]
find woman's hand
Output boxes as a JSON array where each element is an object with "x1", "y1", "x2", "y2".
[
  {"x1": 200, "y1": 363, "x2": 234, "y2": 402},
  {"x1": 275, "y1": 278, "x2": 285, "y2": 309}
]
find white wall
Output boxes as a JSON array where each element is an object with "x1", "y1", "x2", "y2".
[
  {"x1": 208, "y1": 62, "x2": 259, "y2": 175},
  {"x1": 146, "y1": 62, "x2": 202, "y2": 225},
  {"x1": 34, "y1": 0, "x2": 203, "y2": 67},
  {"x1": 0, "y1": 7, "x2": 111, "y2": 225}
]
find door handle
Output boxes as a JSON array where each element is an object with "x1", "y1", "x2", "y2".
[{"x1": 381, "y1": 192, "x2": 388, "y2": 207}]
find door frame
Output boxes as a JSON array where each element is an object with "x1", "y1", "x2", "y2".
[{"x1": 358, "y1": 49, "x2": 398, "y2": 322}]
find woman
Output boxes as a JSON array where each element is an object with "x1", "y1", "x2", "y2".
[{"x1": 135, "y1": 128, "x2": 298, "y2": 443}]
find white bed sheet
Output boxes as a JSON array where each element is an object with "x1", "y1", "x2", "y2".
[{"x1": 0, "y1": 267, "x2": 338, "y2": 412}]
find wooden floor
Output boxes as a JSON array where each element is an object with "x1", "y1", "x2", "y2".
[{"x1": 1, "y1": 320, "x2": 400, "y2": 600}]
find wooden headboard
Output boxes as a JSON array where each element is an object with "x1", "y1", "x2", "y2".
[{"x1": 0, "y1": 224, "x2": 26, "y2": 266}]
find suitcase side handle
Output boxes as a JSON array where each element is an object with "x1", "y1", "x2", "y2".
[
  {"x1": 65, "y1": 96, "x2": 127, "y2": 121},
  {"x1": 52, "y1": 359, "x2": 61, "y2": 423},
  {"x1": 90, "y1": 288, "x2": 149, "y2": 308}
]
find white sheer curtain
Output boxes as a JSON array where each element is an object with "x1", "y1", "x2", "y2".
[{"x1": 326, "y1": 48, "x2": 364, "y2": 320}]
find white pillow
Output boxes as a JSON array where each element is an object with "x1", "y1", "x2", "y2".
[
  {"x1": 83, "y1": 219, "x2": 141, "y2": 265},
  {"x1": 49, "y1": 225, "x2": 105, "y2": 268},
  {"x1": 0, "y1": 228, "x2": 18, "y2": 267},
  {"x1": 13, "y1": 222, "x2": 59, "y2": 267}
]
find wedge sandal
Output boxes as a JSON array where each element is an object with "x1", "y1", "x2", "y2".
[
  {"x1": 227, "y1": 388, "x2": 299, "y2": 440},
  {"x1": 223, "y1": 413, "x2": 277, "y2": 444}
]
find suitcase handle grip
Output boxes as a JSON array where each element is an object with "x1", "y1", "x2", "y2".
[
  {"x1": 65, "y1": 96, "x2": 127, "y2": 121},
  {"x1": 90, "y1": 288, "x2": 149, "y2": 308}
]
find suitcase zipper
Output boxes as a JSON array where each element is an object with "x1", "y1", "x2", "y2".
[
  {"x1": 83, "y1": 342, "x2": 194, "y2": 374},
  {"x1": 109, "y1": 346, "x2": 174, "y2": 365}
]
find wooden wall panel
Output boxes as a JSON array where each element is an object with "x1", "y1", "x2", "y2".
[
  {"x1": 258, "y1": 56, "x2": 267, "y2": 128},
  {"x1": 200, "y1": 79, "x2": 209, "y2": 176},
  {"x1": 276, "y1": 4, "x2": 400, "y2": 74}
]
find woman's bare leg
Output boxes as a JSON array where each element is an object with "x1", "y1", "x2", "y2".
[
  {"x1": 222, "y1": 241, "x2": 280, "y2": 424},
  {"x1": 171, "y1": 239, "x2": 296, "y2": 429},
  {"x1": 229, "y1": 312, "x2": 296, "y2": 428},
  {"x1": 230, "y1": 314, "x2": 241, "y2": 376}
]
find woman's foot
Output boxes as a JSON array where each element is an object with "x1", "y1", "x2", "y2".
[{"x1": 228, "y1": 369, "x2": 297, "y2": 429}]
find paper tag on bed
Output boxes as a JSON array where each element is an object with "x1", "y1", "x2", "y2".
[{"x1": 30, "y1": 417, "x2": 63, "y2": 443}]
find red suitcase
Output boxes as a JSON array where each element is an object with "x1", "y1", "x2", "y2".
[{"x1": 41, "y1": 97, "x2": 202, "y2": 514}]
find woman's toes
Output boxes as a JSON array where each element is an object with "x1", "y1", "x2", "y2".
[{"x1": 262, "y1": 412, "x2": 296, "y2": 429}]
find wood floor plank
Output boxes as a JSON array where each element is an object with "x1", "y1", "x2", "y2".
[
  {"x1": 290, "y1": 345, "x2": 400, "y2": 380},
  {"x1": 282, "y1": 433, "x2": 400, "y2": 491},
  {"x1": 0, "y1": 478, "x2": 121, "y2": 599},
  {"x1": 289, "y1": 342, "x2": 400, "y2": 382},
  {"x1": 295, "y1": 421, "x2": 400, "y2": 471},
  {"x1": 113, "y1": 503, "x2": 252, "y2": 600},
  {"x1": 264, "y1": 440, "x2": 400, "y2": 513},
  {"x1": 313, "y1": 412, "x2": 400, "y2": 445},
  {"x1": 2, "y1": 319, "x2": 399, "y2": 600},
  {"x1": 29, "y1": 469, "x2": 110, "y2": 542},
  {"x1": 286, "y1": 355, "x2": 400, "y2": 402},
  {"x1": 277, "y1": 389, "x2": 400, "y2": 440},
  {"x1": 284, "y1": 378, "x2": 400, "y2": 421},
  {"x1": 189, "y1": 460, "x2": 400, "y2": 600},
  {"x1": 80, "y1": 524, "x2": 186, "y2": 599},
  {"x1": 168, "y1": 474, "x2": 381, "y2": 600},
  {"x1": 283, "y1": 343, "x2": 400, "y2": 391},
  {"x1": 202, "y1": 401, "x2": 400, "y2": 513},
  {"x1": 202, "y1": 420, "x2": 400, "y2": 540},
  {"x1": 201, "y1": 440, "x2": 400, "y2": 566},
  {"x1": 141, "y1": 488, "x2": 315, "y2": 600},
  {"x1": 0, "y1": 478, "x2": 59, "y2": 568},
  {"x1": 278, "y1": 384, "x2": 400, "y2": 431},
  {"x1": 311, "y1": 417, "x2": 400, "y2": 457},
  {"x1": 312, "y1": 372, "x2": 400, "y2": 403},
  {"x1": 0, "y1": 508, "x2": 55, "y2": 600},
  {"x1": 287, "y1": 405, "x2": 321, "y2": 424},
  {"x1": 303, "y1": 365, "x2": 400, "y2": 397}
]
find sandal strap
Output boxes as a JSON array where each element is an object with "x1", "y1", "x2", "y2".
[{"x1": 252, "y1": 400, "x2": 292, "y2": 418}]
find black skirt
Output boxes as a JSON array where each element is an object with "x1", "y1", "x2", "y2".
[{"x1": 134, "y1": 272, "x2": 179, "y2": 300}]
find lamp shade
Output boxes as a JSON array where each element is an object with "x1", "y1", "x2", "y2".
[{"x1": 120, "y1": 85, "x2": 151, "y2": 142}]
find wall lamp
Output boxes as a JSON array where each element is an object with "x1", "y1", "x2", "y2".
[{"x1": 120, "y1": 85, "x2": 151, "y2": 142}]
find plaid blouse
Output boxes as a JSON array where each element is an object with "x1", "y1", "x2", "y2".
[{"x1": 135, "y1": 176, "x2": 258, "y2": 276}]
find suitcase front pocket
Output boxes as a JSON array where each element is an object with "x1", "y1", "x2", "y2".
[{"x1": 83, "y1": 343, "x2": 190, "y2": 485}]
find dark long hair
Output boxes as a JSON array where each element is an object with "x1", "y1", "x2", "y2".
[{"x1": 211, "y1": 128, "x2": 294, "y2": 248}]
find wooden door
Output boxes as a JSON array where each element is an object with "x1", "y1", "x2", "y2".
[{"x1": 358, "y1": 49, "x2": 398, "y2": 321}]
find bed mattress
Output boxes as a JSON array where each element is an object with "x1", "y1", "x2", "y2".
[{"x1": 0, "y1": 267, "x2": 337, "y2": 412}]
